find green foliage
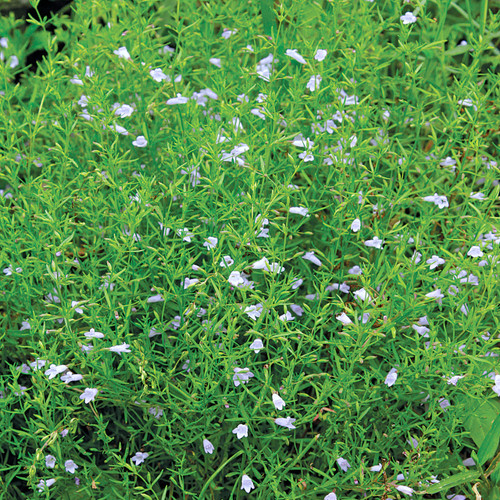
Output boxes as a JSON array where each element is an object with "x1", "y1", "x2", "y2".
[{"x1": 0, "y1": 0, "x2": 499, "y2": 498}]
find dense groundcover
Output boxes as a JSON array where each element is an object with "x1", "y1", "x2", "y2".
[{"x1": 0, "y1": 0, "x2": 499, "y2": 498}]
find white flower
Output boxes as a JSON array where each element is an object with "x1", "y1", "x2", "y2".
[
  {"x1": 285, "y1": 49, "x2": 307, "y2": 64},
  {"x1": 492, "y1": 375, "x2": 500, "y2": 396},
  {"x1": 291, "y1": 278, "x2": 303, "y2": 289},
  {"x1": 80, "y1": 388, "x2": 98, "y2": 404},
  {"x1": 209, "y1": 57, "x2": 221, "y2": 68},
  {"x1": 147, "y1": 294, "x2": 164, "y2": 303},
  {"x1": 440, "y1": 156, "x2": 456, "y2": 167},
  {"x1": 65, "y1": 460, "x2": 78, "y2": 473},
  {"x1": 365, "y1": 236, "x2": 384, "y2": 249},
  {"x1": 470, "y1": 192, "x2": 486, "y2": 200},
  {"x1": 400, "y1": 12, "x2": 417, "y2": 24},
  {"x1": 302, "y1": 251, "x2": 322, "y2": 266},
  {"x1": 467, "y1": 246, "x2": 483, "y2": 258},
  {"x1": 203, "y1": 439, "x2": 215, "y2": 454},
  {"x1": 233, "y1": 367, "x2": 255, "y2": 387},
  {"x1": 396, "y1": 485, "x2": 414, "y2": 496},
  {"x1": 299, "y1": 151, "x2": 314, "y2": 162},
  {"x1": 422, "y1": 193, "x2": 449, "y2": 209},
  {"x1": 351, "y1": 218, "x2": 361, "y2": 232},
  {"x1": 244, "y1": 303, "x2": 263, "y2": 320},
  {"x1": 84, "y1": 328, "x2": 104, "y2": 338},
  {"x1": 426, "y1": 288, "x2": 444, "y2": 299},
  {"x1": 203, "y1": 237, "x2": 218, "y2": 249},
  {"x1": 249, "y1": 339, "x2": 264, "y2": 353},
  {"x1": 37, "y1": 479, "x2": 56, "y2": 492},
  {"x1": 370, "y1": 463, "x2": 382, "y2": 472},
  {"x1": 182, "y1": 278, "x2": 199, "y2": 289},
  {"x1": 447, "y1": 375, "x2": 465, "y2": 386},
  {"x1": 385, "y1": 368, "x2": 398, "y2": 387},
  {"x1": 220, "y1": 255, "x2": 234, "y2": 268},
  {"x1": 45, "y1": 364, "x2": 68, "y2": 380},
  {"x1": 241, "y1": 474, "x2": 255, "y2": 493},
  {"x1": 132, "y1": 135, "x2": 148, "y2": 147},
  {"x1": 336, "y1": 312, "x2": 352, "y2": 325},
  {"x1": 166, "y1": 93, "x2": 189, "y2": 105},
  {"x1": 228, "y1": 271, "x2": 244, "y2": 286},
  {"x1": 272, "y1": 393, "x2": 286, "y2": 410},
  {"x1": 275, "y1": 416, "x2": 296, "y2": 429},
  {"x1": 150, "y1": 68, "x2": 167, "y2": 82},
  {"x1": 337, "y1": 457, "x2": 351, "y2": 472},
  {"x1": 348, "y1": 265, "x2": 362, "y2": 275},
  {"x1": 232, "y1": 424, "x2": 248, "y2": 439},
  {"x1": 426, "y1": 255, "x2": 445, "y2": 270},
  {"x1": 61, "y1": 371, "x2": 83, "y2": 383},
  {"x1": 314, "y1": 49, "x2": 327, "y2": 61},
  {"x1": 221, "y1": 29, "x2": 237, "y2": 39},
  {"x1": 324, "y1": 493, "x2": 337, "y2": 500},
  {"x1": 114, "y1": 104, "x2": 134, "y2": 118},
  {"x1": 306, "y1": 74, "x2": 322, "y2": 92},
  {"x1": 114, "y1": 46, "x2": 131, "y2": 59},
  {"x1": 289, "y1": 206, "x2": 310, "y2": 217},
  {"x1": 108, "y1": 343, "x2": 131, "y2": 354},
  {"x1": 353, "y1": 288, "x2": 372, "y2": 303},
  {"x1": 279, "y1": 311, "x2": 295, "y2": 321},
  {"x1": 45, "y1": 455, "x2": 56, "y2": 468},
  {"x1": 131, "y1": 452, "x2": 149, "y2": 465}
]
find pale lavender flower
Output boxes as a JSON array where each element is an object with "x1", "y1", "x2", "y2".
[
  {"x1": 209, "y1": 57, "x2": 221, "y2": 67},
  {"x1": 275, "y1": 416, "x2": 296, "y2": 429},
  {"x1": 61, "y1": 371, "x2": 83, "y2": 384},
  {"x1": 249, "y1": 339, "x2": 264, "y2": 353},
  {"x1": 131, "y1": 452, "x2": 149, "y2": 465},
  {"x1": 426, "y1": 255, "x2": 445, "y2": 270},
  {"x1": 337, "y1": 457, "x2": 351, "y2": 472},
  {"x1": 400, "y1": 12, "x2": 417, "y2": 24},
  {"x1": 84, "y1": 328, "x2": 104, "y2": 338},
  {"x1": 65, "y1": 460, "x2": 78, "y2": 473},
  {"x1": 150, "y1": 68, "x2": 167, "y2": 82},
  {"x1": 114, "y1": 104, "x2": 134, "y2": 118},
  {"x1": 203, "y1": 439, "x2": 215, "y2": 454},
  {"x1": 232, "y1": 424, "x2": 248, "y2": 439},
  {"x1": 228, "y1": 271, "x2": 244, "y2": 286},
  {"x1": 108, "y1": 343, "x2": 131, "y2": 354},
  {"x1": 396, "y1": 485, "x2": 414, "y2": 496},
  {"x1": 220, "y1": 256, "x2": 234, "y2": 268},
  {"x1": 45, "y1": 364, "x2": 68, "y2": 380},
  {"x1": 351, "y1": 218, "x2": 361, "y2": 232},
  {"x1": 132, "y1": 135, "x2": 148, "y2": 147},
  {"x1": 233, "y1": 367, "x2": 255, "y2": 387},
  {"x1": 302, "y1": 251, "x2": 322, "y2": 266},
  {"x1": 45, "y1": 455, "x2": 56, "y2": 468},
  {"x1": 365, "y1": 237, "x2": 384, "y2": 249},
  {"x1": 306, "y1": 74, "x2": 322, "y2": 92},
  {"x1": 272, "y1": 393, "x2": 286, "y2": 410},
  {"x1": 37, "y1": 479, "x2": 56, "y2": 492},
  {"x1": 114, "y1": 46, "x2": 131, "y2": 59},
  {"x1": 244, "y1": 303, "x2": 263, "y2": 320},
  {"x1": 285, "y1": 49, "x2": 306, "y2": 64},
  {"x1": 80, "y1": 388, "x2": 98, "y2": 404},
  {"x1": 385, "y1": 368, "x2": 398, "y2": 387},
  {"x1": 289, "y1": 206, "x2": 310, "y2": 217},
  {"x1": 203, "y1": 237, "x2": 218, "y2": 249},
  {"x1": 241, "y1": 474, "x2": 255, "y2": 493},
  {"x1": 467, "y1": 246, "x2": 483, "y2": 257},
  {"x1": 314, "y1": 49, "x2": 327, "y2": 61}
]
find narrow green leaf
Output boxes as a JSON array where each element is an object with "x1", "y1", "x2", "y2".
[
  {"x1": 426, "y1": 470, "x2": 481, "y2": 494},
  {"x1": 478, "y1": 414, "x2": 500, "y2": 466},
  {"x1": 260, "y1": 0, "x2": 275, "y2": 37}
]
